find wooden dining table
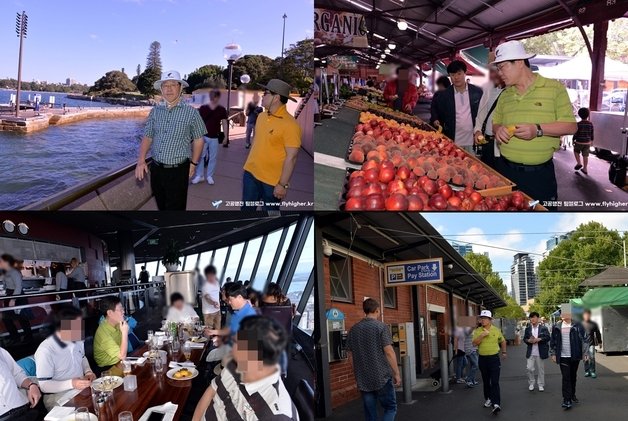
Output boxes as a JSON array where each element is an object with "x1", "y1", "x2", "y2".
[{"x1": 65, "y1": 341, "x2": 208, "y2": 420}]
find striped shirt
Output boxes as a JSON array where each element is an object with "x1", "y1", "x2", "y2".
[
  {"x1": 573, "y1": 120, "x2": 594, "y2": 144},
  {"x1": 493, "y1": 74, "x2": 576, "y2": 165},
  {"x1": 561, "y1": 322, "x2": 572, "y2": 358},
  {"x1": 206, "y1": 360, "x2": 298, "y2": 421},
  {"x1": 143, "y1": 100, "x2": 207, "y2": 165}
]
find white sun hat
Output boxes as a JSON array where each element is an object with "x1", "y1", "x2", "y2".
[
  {"x1": 479, "y1": 310, "x2": 493, "y2": 319},
  {"x1": 490, "y1": 40, "x2": 536, "y2": 65},
  {"x1": 154, "y1": 70, "x2": 189, "y2": 90}
]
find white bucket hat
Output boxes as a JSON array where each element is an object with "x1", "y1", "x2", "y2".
[
  {"x1": 479, "y1": 310, "x2": 493, "y2": 319},
  {"x1": 154, "y1": 70, "x2": 189, "y2": 90},
  {"x1": 490, "y1": 40, "x2": 536, "y2": 65}
]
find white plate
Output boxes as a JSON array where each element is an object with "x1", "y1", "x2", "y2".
[
  {"x1": 190, "y1": 336, "x2": 207, "y2": 343},
  {"x1": 166, "y1": 367, "x2": 199, "y2": 381},
  {"x1": 91, "y1": 376, "x2": 124, "y2": 392},
  {"x1": 61, "y1": 413, "x2": 98, "y2": 421}
]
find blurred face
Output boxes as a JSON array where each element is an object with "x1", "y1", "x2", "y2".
[
  {"x1": 173, "y1": 299, "x2": 184, "y2": 311},
  {"x1": 161, "y1": 81, "x2": 182, "y2": 102},
  {"x1": 448, "y1": 70, "x2": 466, "y2": 88},
  {"x1": 583, "y1": 312, "x2": 591, "y2": 322},
  {"x1": 488, "y1": 67, "x2": 503, "y2": 87},
  {"x1": 228, "y1": 294, "x2": 246, "y2": 310},
  {"x1": 210, "y1": 93, "x2": 220, "y2": 107},
  {"x1": 496, "y1": 60, "x2": 525, "y2": 86},
  {"x1": 562, "y1": 313, "x2": 572, "y2": 323},
  {"x1": 480, "y1": 317, "x2": 491, "y2": 327},
  {"x1": 530, "y1": 315, "x2": 539, "y2": 325},
  {"x1": 233, "y1": 333, "x2": 264, "y2": 377},
  {"x1": 206, "y1": 272, "x2": 217, "y2": 283},
  {"x1": 107, "y1": 303, "x2": 125, "y2": 324},
  {"x1": 252, "y1": 93, "x2": 260, "y2": 103},
  {"x1": 0, "y1": 259, "x2": 8, "y2": 270},
  {"x1": 60, "y1": 316, "x2": 84, "y2": 341},
  {"x1": 397, "y1": 69, "x2": 409, "y2": 81}
]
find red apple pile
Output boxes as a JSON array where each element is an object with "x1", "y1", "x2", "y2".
[{"x1": 343, "y1": 160, "x2": 532, "y2": 211}]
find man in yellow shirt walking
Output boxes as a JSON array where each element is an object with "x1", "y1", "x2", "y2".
[
  {"x1": 473, "y1": 310, "x2": 507, "y2": 415},
  {"x1": 242, "y1": 79, "x2": 302, "y2": 210}
]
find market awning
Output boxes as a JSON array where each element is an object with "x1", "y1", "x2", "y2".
[
  {"x1": 440, "y1": 56, "x2": 485, "y2": 77},
  {"x1": 316, "y1": 212, "x2": 507, "y2": 309},
  {"x1": 581, "y1": 287, "x2": 628, "y2": 308},
  {"x1": 314, "y1": 0, "x2": 628, "y2": 64},
  {"x1": 580, "y1": 266, "x2": 628, "y2": 287}
]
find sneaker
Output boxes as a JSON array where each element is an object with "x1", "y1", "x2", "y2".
[
  {"x1": 223, "y1": 143, "x2": 229, "y2": 148},
  {"x1": 191, "y1": 175, "x2": 204, "y2": 184},
  {"x1": 582, "y1": 168, "x2": 588, "y2": 174},
  {"x1": 565, "y1": 400, "x2": 573, "y2": 409},
  {"x1": 572, "y1": 396, "x2": 579, "y2": 404},
  {"x1": 574, "y1": 164, "x2": 583, "y2": 171},
  {"x1": 539, "y1": 386, "x2": 544, "y2": 392},
  {"x1": 457, "y1": 378, "x2": 466, "y2": 384},
  {"x1": 529, "y1": 384, "x2": 534, "y2": 391},
  {"x1": 492, "y1": 404, "x2": 501, "y2": 414},
  {"x1": 206, "y1": 176, "x2": 215, "y2": 185},
  {"x1": 466, "y1": 381, "x2": 476, "y2": 388},
  {"x1": 584, "y1": 371, "x2": 591, "y2": 377},
  {"x1": 473, "y1": 380, "x2": 480, "y2": 385},
  {"x1": 245, "y1": 144, "x2": 250, "y2": 149},
  {"x1": 591, "y1": 372, "x2": 597, "y2": 378},
  {"x1": 484, "y1": 399, "x2": 492, "y2": 408}
]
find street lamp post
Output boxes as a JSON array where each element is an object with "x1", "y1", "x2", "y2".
[
  {"x1": 281, "y1": 13, "x2": 287, "y2": 60},
  {"x1": 222, "y1": 43, "x2": 243, "y2": 148},
  {"x1": 578, "y1": 236, "x2": 627, "y2": 268},
  {"x1": 15, "y1": 11, "x2": 28, "y2": 118}
]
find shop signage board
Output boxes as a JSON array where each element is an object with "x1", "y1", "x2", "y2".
[
  {"x1": 384, "y1": 257, "x2": 444, "y2": 287},
  {"x1": 314, "y1": 8, "x2": 368, "y2": 48},
  {"x1": 329, "y1": 56, "x2": 358, "y2": 70}
]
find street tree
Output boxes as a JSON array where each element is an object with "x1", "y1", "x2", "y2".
[
  {"x1": 136, "y1": 66, "x2": 161, "y2": 97},
  {"x1": 89, "y1": 70, "x2": 137, "y2": 96},
  {"x1": 186, "y1": 65, "x2": 226, "y2": 92},
  {"x1": 146, "y1": 41, "x2": 163, "y2": 73}
]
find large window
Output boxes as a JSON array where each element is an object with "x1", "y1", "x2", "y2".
[
  {"x1": 297, "y1": 287, "x2": 315, "y2": 335},
  {"x1": 252, "y1": 228, "x2": 284, "y2": 290},
  {"x1": 271, "y1": 224, "x2": 296, "y2": 283},
  {"x1": 212, "y1": 247, "x2": 229, "y2": 282},
  {"x1": 197, "y1": 250, "x2": 214, "y2": 275},
  {"x1": 238, "y1": 236, "x2": 263, "y2": 282},
  {"x1": 330, "y1": 253, "x2": 352, "y2": 302},
  {"x1": 183, "y1": 254, "x2": 199, "y2": 271},
  {"x1": 287, "y1": 224, "x2": 314, "y2": 296},
  {"x1": 224, "y1": 242, "x2": 245, "y2": 282}
]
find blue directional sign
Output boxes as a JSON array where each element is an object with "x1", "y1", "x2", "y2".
[{"x1": 384, "y1": 258, "x2": 444, "y2": 286}]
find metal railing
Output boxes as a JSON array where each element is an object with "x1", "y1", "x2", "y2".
[{"x1": 21, "y1": 157, "x2": 154, "y2": 211}]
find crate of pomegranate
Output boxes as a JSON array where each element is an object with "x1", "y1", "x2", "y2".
[
  {"x1": 339, "y1": 167, "x2": 546, "y2": 211},
  {"x1": 345, "y1": 112, "x2": 516, "y2": 196}
]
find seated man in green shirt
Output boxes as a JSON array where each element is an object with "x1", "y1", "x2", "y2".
[
  {"x1": 94, "y1": 297, "x2": 129, "y2": 368},
  {"x1": 491, "y1": 40, "x2": 577, "y2": 204}
]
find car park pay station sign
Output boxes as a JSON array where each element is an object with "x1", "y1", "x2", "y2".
[{"x1": 384, "y1": 258, "x2": 444, "y2": 287}]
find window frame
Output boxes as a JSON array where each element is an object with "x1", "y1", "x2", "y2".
[{"x1": 329, "y1": 252, "x2": 353, "y2": 303}]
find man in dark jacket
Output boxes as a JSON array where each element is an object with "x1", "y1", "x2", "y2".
[
  {"x1": 430, "y1": 60, "x2": 482, "y2": 153},
  {"x1": 523, "y1": 312, "x2": 550, "y2": 391},
  {"x1": 582, "y1": 309, "x2": 602, "y2": 378},
  {"x1": 550, "y1": 305, "x2": 589, "y2": 410}
]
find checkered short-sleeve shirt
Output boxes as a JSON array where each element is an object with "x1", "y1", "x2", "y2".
[
  {"x1": 144, "y1": 101, "x2": 207, "y2": 165},
  {"x1": 346, "y1": 318, "x2": 394, "y2": 392}
]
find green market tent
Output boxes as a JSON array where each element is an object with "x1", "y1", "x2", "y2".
[
  {"x1": 580, "y1": 266, "x2": 628, "y2": 287},
  {"x1": 580, "y1": 287, "x2": 628, "y2": 308}
]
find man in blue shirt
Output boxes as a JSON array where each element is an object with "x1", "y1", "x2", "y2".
[{"x1": 206, "y1": 283, "x2": 257, "y2": 340}]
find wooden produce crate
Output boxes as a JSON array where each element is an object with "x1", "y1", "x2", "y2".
[{"x1": 459, "y1": 150, "x2": 516, "y2": 196}]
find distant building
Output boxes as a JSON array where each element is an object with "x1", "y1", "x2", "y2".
[
  {"x1": 66, "y1": 78, "x2": 78, "y2": 86},
  {"x1": 511, "y1": 253, "x2": 538, "y2": 306},
  {"x1": 545, "y1": 233, "x2": 572, "y2": 254},
  {"x1": 452, "y1": 242, "x2": 473, "y2": 257}
]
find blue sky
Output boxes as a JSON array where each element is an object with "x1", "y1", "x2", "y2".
[
  {"x1": 0, "y1": 0, "x2": 313, "y2": 84},
  {"x1": 421, "y1": 213, "x2": 628, "y2": 292}
]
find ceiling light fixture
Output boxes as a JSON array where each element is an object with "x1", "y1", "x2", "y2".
[
  {"x1": 381, "y1": 53, "x2": 386, "y2": 58},
  {"x1": 397, "y1": 20, "x2": 408, "y2": 31},
  {"x1": 373, "y1": 33, "x2": 386, "y2": 40},
  {"x1": 388, "y1": 43, "x2": 396, "y2": 50},
  {"x1": 384, "y1": 48, "x2": 390, "y2": 54}
]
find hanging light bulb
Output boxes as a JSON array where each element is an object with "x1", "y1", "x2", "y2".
[
  {"x1": 388, "y1": 43, "x2": 396, "y2": 50},
  {"x1": 397, "y1": 20, "x2": 408, "y2": 31},
  {"x1": 381, "y1": 53, "x2": 386, "y2": 58},
  {"x1": 384, "y1": 48, "x2": 390, "y2": 54}
]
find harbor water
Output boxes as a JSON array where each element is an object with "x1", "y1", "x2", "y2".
[{"x1": 0, "y1": 89, "x2": 120, "y2": 108}]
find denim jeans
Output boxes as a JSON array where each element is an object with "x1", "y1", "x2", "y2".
[
  {"x1": 195, "y1": 136, "x2": 219, "y2": 179},
  {"x1": 478, "y1": 354, "x2": 501, "y2": 405},
  {"x1": 241, "y1": 171, "x2": 280, "y2": 210},
  {"x1": 361, "y1": 378, "x2": 397, "y2": 421},
  {"x1": 454, "y1": 353, "x2": 466, "y2": 379},
  {"x1": 584, "y1": 345, "x2": 596, "y2": 373},
  {"x1": 245, "y1": 123, "x2": 255, "y2": 146},
  {"x1": 465, "y1": 350, "x2": 479, "y2": 383}
]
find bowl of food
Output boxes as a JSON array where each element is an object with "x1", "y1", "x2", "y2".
[{"x1": 166, "y1": 367, "x2": 198, "y2": 381}]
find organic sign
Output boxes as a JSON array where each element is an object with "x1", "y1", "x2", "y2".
[
  {"x1": 384, "y1": 258, "x2": 444, "y2": 286},
  {"x1": 314, "y1": 8, "x2": 368, "y2": 48},
  {"x1": 329, "y1": 56, "x2": 358, "y2": 70}
]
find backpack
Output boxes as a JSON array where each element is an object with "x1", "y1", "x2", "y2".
[{"x1": 608, "y1": 156, "x2": 628, "y2": 188}]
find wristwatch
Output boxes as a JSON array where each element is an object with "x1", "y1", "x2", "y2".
[
  {"x1": 535, "y1": 124, "x2": 543, "y2": 138},
  {"x1": 278, "y1": 183, "x2": 289, "y2": 189},
  {"x1": 191, "y1": 161, "x2": 198, "y2": 166}
]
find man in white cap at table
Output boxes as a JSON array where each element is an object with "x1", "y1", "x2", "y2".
[
  {"x1": 491, "y1": 40, "x2": 576, "y2": 206},
  {"x1": 135, "y1": 70, "x2": 207, "y2": 210},
  {"x1": 242, "y1": 79, "x2": 302, "y2": 210},
  {"x1": 472, "y1": 310, "x2": 507, "y2": 415}
]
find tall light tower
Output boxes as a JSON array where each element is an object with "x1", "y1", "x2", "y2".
[
  {"x1": 15, "y1": 11, "x2": 28, "y2": 117},
  {"x1": 281, "y1": 13, "x2": 287, "y2": 60}
]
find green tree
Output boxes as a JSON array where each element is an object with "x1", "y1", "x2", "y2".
[
  {"x1": 146, "y1": 41, "x2": 162, "y2": 73},
  {"x1": 89, "y1": 70, "x2": 137, "y2": 95},
  {"x1": 136, "y1": 66, "x2": 161, "y2": 97},
  {"x1": 186, "y1": 64, "x2": 226, "y2": 92},
  {"x1": 465, "y1": 252, "x2": 524, "y2": 319},
  {"x1": 535, "y1": 221, "x2": 623, "y2": 316},
  {"x1": 222, "y1": 55, "x2": 274, "y2": 89},
  {"x1": 136, "y1": 64, "x2": 141, "y2": 77},
  {"x1": 263, "y1": 39, "x2": 314, "y2": 95}
]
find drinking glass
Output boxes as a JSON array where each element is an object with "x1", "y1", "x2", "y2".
[
  {"x1": 182, "y1": 342, "x2": 191, "y2": 362},
  {"x1": 171, "y1": 338, "x2": 180, "y2": 353},
  {"x1": 118, "y1": 411, "x2": 133, "y2": 421},
  {"x1": 147, "y1": 329, "x2": 154, "y2": 338},
  {"x1": 153, "y1": 356, "x2": 164, "y2": 374},
  {"x1": 101, "y1": 370, "x2": 113, "y2": 395},
  {"x1": 92, "y1": 388, "x2": 106, "y2": 416},
  {"x1": 76, "y1": 407, "x2": 90, "y2": 421},
  {"x1": 122, "y1": 359, "x2": 132, "y2": 375}
]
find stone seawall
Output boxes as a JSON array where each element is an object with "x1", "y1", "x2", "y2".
[{"x1": 0, "y1": 107, "x2": 151, "y2": 133}]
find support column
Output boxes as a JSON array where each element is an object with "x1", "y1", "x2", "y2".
[
  {"x1": 314, "y1": 224, "x2": 332, "y2": 417},
  {"x1": 589, "y1": 20, "x2": 609, "y2": 111},
  {"x1": 118, "y1": 230, "x2": 136, "y2": 283}
]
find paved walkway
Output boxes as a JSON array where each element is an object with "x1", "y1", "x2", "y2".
[{"x1": 325, "y1": 343, "x2": 628, "y2": 420}]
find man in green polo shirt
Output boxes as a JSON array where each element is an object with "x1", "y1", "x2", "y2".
[
  {"x1": 492, "y1": 41, "x2": 577, "y2": 204},
  {"x1": 94, "y1": 297, "x2": 129, "y2": 368},
  {"x1": 473, "y1": 310, "x2": 507, "y2": 415}
]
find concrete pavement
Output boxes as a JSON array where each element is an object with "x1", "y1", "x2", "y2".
[{"x1": 323, "y1": 341, "x2": 628, "y2": 420}]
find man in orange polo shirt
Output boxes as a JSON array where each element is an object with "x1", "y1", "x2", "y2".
[{"x1": 242, "y1": 79, "x2": 301, "y2": 210}]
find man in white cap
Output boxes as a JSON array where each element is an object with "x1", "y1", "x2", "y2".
[
  {"x1": 135, "y1": 70, "x2": 207, "y2": 210},
  {"x1": 472, "y1": 310, "x2": 506, "y2": 415},
  {"x1": 491, "y1": 41, "x2": 576, "y2": 205},
  {"x1": 550, "y1": 304, "x2": 589, "y2": 410},
  {"x1": 242, "y1": 79, "x2": 301, "y2": 210}
]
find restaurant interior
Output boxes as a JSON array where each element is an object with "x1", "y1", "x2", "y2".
[{"x1": 0, "y1": 211, "x2": 315, "y2": 420}]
